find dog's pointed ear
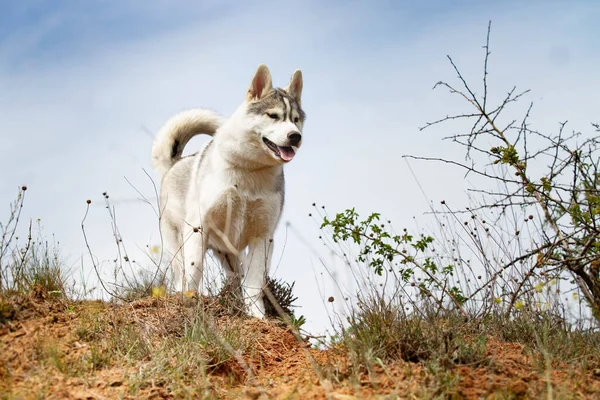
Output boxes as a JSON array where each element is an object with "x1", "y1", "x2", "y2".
[
  {"x1": 247, "y1": 64, "x2": 273, "y2": 101},
  {"x1": 285, "y1": 69, "x2": 303, "y2": 103}
]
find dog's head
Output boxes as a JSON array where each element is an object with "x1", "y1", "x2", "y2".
[{"x1": 242, "y1": 64, "x2": 305, "y2": 165}]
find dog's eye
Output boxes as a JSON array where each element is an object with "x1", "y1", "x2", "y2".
[
  {"x1": 294, "y1": 117, "x2": 299, "y2": 123},
  {"x1": 267, "y1": 113, "x2": 279, "y2": 120}
]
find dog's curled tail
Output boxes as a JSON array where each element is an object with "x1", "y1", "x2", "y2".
[{"x1": 152, "y1": 109, "x2": 225, "y2": 178}]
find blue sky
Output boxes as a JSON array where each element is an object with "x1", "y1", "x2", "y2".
[
  {"x1": 6, "y1": 1, "x2": 587, "y2": 71},
  {"x1": 1, "y1": 0, "x2": 599, "y2": 333}
]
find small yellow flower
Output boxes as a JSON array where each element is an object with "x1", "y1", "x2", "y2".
[
  {"x1": 150, "y1": 245, "x2": 160, "y2": 254},
  {"x1": 514, "y1": 301, "x2": 524, "y2": 310},
  {"x1": 152, "y1": 285, "x2": 166, "y2": 298},
  {"x1": 494, "y1": 297, "x2": 502, "y2": 304},
  {"x1": 572, "y1": 292, "x2": 578, "y2": 299},
  {"x1": 534, "y1": 282, "x2": 544, "y2": 293},
  {"x1": 183, "y1": 290, "x2": 195, "y2": 298}
]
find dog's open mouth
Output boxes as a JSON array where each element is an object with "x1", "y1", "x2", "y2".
[{"x1": 263, "y1": 137, "x2": 295, "y2": 162}]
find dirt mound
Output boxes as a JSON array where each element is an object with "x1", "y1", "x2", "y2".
[
  {"x1": 0, "y1": 284, "x2": 68, "y2": 333},
  {"x1": 1, "y1": 288, "x2": 600, "y2": 399}
]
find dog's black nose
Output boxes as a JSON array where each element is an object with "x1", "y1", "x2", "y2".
[{"x1": 287, "y1": 131, "x2": 302, "y2": 146}]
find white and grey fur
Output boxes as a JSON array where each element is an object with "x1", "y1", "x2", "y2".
[{"x1": 151, "y1": 64, "x2": 305, "y2": 318}]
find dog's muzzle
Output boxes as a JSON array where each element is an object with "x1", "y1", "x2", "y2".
[{"x1": 263, "y1": 137, "x2": 296, "y2": 162}]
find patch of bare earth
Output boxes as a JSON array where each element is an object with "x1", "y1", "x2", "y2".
[{"x1": 1, "y1": 287, "x2": 599, "y2": 399}]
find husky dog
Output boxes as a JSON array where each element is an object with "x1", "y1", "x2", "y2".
[{"x1": 151, "y1": 64, "x2": 305, "y2": 318}]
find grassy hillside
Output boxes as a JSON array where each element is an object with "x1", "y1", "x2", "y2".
[{"x1": 2, "y1": 279, "x2": 600, "y2": 399}]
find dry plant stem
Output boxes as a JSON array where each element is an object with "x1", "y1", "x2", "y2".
[
  {"x1": 81, "y1": 203, "x2": 126, "y2": 301},
  {"x1": 105, "y1": 197, "x2": 138, "y2": 290},
  {"x1": 412, "y1": 20, "x2": 600, "y2": 321},
  {"x1": 0, "y1": 190, "x2": 25, "y2": 261},
  {"x1": 0, "y1": 188, "x2": 26, "y2": 288},
  {"x1": 14, "y1": 221, "x2": 33, "y2": 288},
  {"x1": 464, "y1": 50, "x2": 598, "y2": 317},
  {"x1": 124, "y1": 171, "x2": 166, "y2": 291},
  {"x1": 142, "y1": 168, "x2": 166, "y2": 287},
  {"x1": 468, "y1": 242, "x2": 554, "y2": 303}
]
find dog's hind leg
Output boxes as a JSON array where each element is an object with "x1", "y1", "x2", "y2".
[
  {"x1": 183, "y1": 224, "x2": 207, "y2": 293},
  {"x1": 160, "y1": 220, "x2": 186, "y2": 292},
  {"x1": 243, "y1": 237, "x2": 273, "y2": 319}
]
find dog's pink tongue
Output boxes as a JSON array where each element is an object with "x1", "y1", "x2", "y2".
[{"x1": 278, "y1": 146, "x2": 295, "y2": 161}]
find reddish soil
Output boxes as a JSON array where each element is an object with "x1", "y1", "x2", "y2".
[{"x1": 2, "y1": 287, "x2": 600, "y2": 399}]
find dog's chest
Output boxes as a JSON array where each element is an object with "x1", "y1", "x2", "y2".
[{"x1": 205, "y1": 173, "x2": 282, "y2": 247}]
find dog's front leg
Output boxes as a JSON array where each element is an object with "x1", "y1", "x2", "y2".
[
  {"x1": 182, "y1": 224, "x2": 207, "y2": 293},
  {"x1": 243, "y1": 237, "x2": 273, "y2": 319}
]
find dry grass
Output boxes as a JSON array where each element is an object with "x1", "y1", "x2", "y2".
[{"x1": 2, "y1": 269, "x2": 600, "y2": 399}]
